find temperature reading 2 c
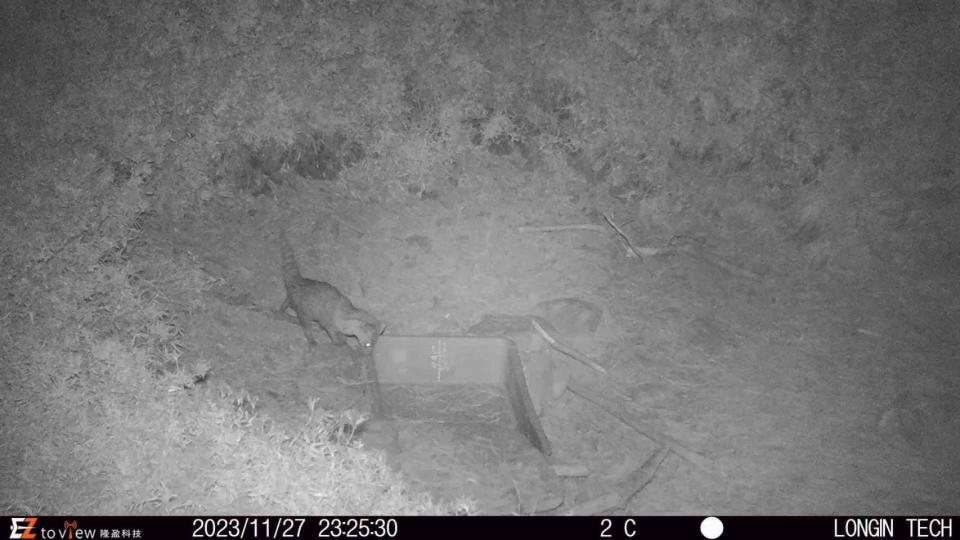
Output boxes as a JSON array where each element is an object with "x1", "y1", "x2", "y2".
[{"x1": 600, "y1": 518, "x2": 637, "y2": 538}]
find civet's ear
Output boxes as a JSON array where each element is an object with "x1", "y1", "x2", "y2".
[{"x1": 377, "y1": 322, "x2": 387, "y2": 335}]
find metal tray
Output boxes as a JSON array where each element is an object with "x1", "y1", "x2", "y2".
[{"x1": 372, "y1": 335, "x2": 552, "y2": 455}]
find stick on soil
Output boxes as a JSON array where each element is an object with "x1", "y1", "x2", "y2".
[
  {"x1": 602, "y1": 212, "x2": 643, "y2": 260},
  {"x1": 531, "y1": 318, "x2": 607, "y2": 374},
  {"x1": 561, "y1": 446, "x2": 670, "y2": 515},
  {"x1": 568, "y1": 381, "x2": 719, "y2": 476}
]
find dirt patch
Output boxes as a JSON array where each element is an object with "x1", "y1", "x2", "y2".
[{"x1": 138, "y1": 137, "x2": 960, "y2": 512}]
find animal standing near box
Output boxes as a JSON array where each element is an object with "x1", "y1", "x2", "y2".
[{"x1": 278, "y1": 229, "x2": 385, "y2": 350}]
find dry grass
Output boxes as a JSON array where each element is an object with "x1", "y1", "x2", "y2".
[{"x1": 0, "y1": 153, "x2": 456, "y2": 514}]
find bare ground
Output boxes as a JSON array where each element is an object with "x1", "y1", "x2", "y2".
[{"x1": 136, "y1": 155, "x2": 959, "y2": 514}]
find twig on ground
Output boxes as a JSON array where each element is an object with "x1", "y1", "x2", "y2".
[
  {"x1": 568, "y1": 381, "x2": 720, "y2": 476},
  {"x1": 620, "y1": 445, "x2": 671, "y2": 505},
  {"x1": 602, "y1": 212, "x2": 644, "y2": 261},
  {"x1": 531, "y1": 318, "x2": 607, "y2": 374},
  {"x1": 560, "y1": 446, "x2": 669, "y2": 515}
]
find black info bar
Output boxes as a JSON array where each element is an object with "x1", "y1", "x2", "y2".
[{"x1": 6, "y1": 516, "x2": 955, "y2": 540}]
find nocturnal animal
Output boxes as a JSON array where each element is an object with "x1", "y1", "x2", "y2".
[{"x1": 278, "y1": 230, "x2": 385, "y2": 350}]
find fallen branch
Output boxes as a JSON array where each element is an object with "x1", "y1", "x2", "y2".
[
  {"x1": 602, "y1": 212, "x2": 643, "y2": 260},
  {"x1": 517, "y1": 224, "x2": 607, "y2": 233},
  {"x1": 618, "y1": 241, "x2": 762, "y2": 282},
  {"x1": 620, "y1": 445, "x2": 671, "y2": 505},
  {"x1": 520, "y1": 220, "x2": 666, "y2": 259},
  {"x1": 561, "y1": 446, "x2": 670, "y2": 515},
  {"x1": 531, "y1": 318, "x2": 607, "y2": 374},
  {"x1": 568, "y1": 381, "x2": 719, "y2": 475}
]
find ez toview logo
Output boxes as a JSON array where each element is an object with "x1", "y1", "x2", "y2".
[{"x1": 11, "y1": 519, "x2": 85, "y2": 540}]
